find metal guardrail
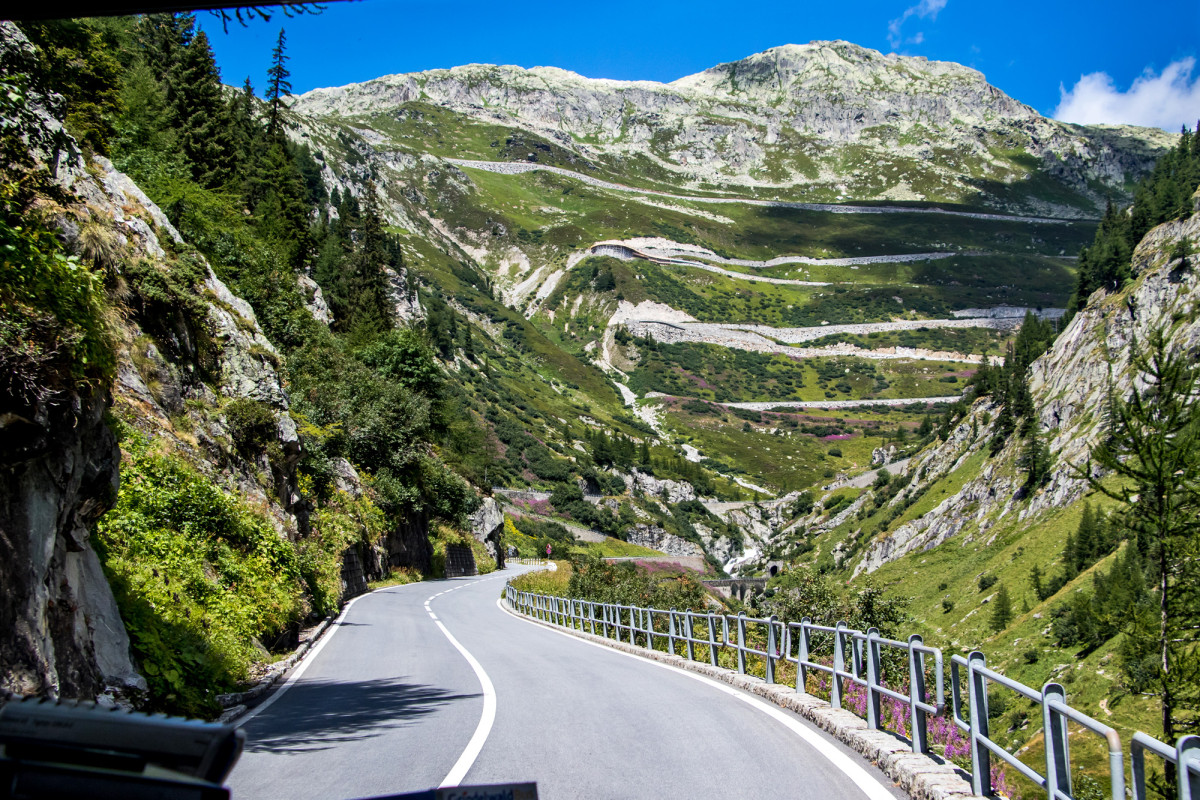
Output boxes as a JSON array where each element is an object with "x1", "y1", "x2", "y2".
[{"x1": 506, "y1": 583, "x2": 1200, "y2": 799}]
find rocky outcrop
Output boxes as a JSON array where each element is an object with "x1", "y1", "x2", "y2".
[
  {"x1": 623, "y1": 469, "x2": 696, "y2": 504},
  {"x1": 694, "y1": 521, "x2": 740, "y2": 568},
  {"x1": 384, "y1": 266, "x2": 423, "y2": 322},
  {"x1": 469, "y1": 496, "x2": 505, "y2": 568},
  {"x1": 298, "y1": 274, "x2": 333, "y2": 325},
  {"x1": 871, "y1": 446, "x2": 897, "y2": 467},
  {"x1": 0, "y1": 23, "x2": 146, "y2": 702},
  {"x1": 0, "y1": 386, "x2": 144, "y2": 701},
  {"x1": 625, "y1": 525, "x2": 705, "y2": 558},
  {"x1": 0, "y1": 21, "x2": 316, "y2": 703}
]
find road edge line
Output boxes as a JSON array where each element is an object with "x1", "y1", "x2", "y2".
[{"x1": 497, "y1": 598, "x2": 978, "y2": 800}]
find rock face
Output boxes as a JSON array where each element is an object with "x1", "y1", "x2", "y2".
[
  {"x1": 623, "y1": 469, "x2": 696, "y2": 504},
  {"x1": 0, "y1": 386, "x2": 144, "y2": 699},
  {"x1": 851, "y1": 196, "x2": 1200, "y2": 576},
  {"x1": 625, "y1": 525, "x2": 705, "y2": 558},
  {"x1": 384, "y1": 267, "x2": 423, "y2": 322},
  {"x1": 294, "y1": 41, "x2": 1171, "y2": 216},
  {"x1": 469, "y1": 496, "x2": 505, "y2": 568},
  {"x1": 0, "y1": 24, "x2": 146, "y2": 701},
  {"x1": 298, "y1": 274, "x2": 334, "y2": 325}
]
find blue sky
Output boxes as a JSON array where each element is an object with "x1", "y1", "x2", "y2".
[{"x1": 207, "y1": 0, "x2": 1200, "y2": 131}]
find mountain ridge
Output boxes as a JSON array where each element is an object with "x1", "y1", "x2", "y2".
[{"x1": 292, "y1": 40, "x2": 1173, "y2": 217}]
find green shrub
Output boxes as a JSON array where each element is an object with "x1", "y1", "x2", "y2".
[
  {"x1": 95, "y1": 431, "x2": 305, "y2": 717},
  {"x1": 978, "y1": 574, "x2": 997, "y2": 592},
  {"x1": 0, "y1": 180, "x2": 114, "y2": 403},
  {"x1": 224, "y1": 397, "x2": 277, "y2": 457},
  {"x1": 298, "y1": 492, "x2": 385, "y2": 617}
]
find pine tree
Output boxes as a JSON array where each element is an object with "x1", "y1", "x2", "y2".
[
  {"x1": 1020, "y1": 427, "x2": 1052, "y2": 491},
  {"x1": 1075, "y1": 502, "x2": 1099, "y2": 573},
  {"x1": 1084, "y1": 327, "x2": 1200, "y2": 746},
  {"x1": 265, "y1": 27, "x2": 292, "y2": 138},
  {"x1": 1030, "y1": 564, "x2": 1047, "y2": 601},
  {"x1": 169, "y1": 28, "x2": 234, "y2": 187},
  {"x1": 1062, "y1": 530, "x2": 1078, "y2": 581},
  {"x1": 990, "y1": 584, "x2": 1013, "y2": 632}
]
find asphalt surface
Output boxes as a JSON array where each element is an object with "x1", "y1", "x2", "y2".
[{"x1": 228, "y1": 567, "x2": 908, "y2": 800}]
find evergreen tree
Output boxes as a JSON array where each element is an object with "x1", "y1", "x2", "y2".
[
  {"x1": 1030, "y1": 564, "x2": 1048, "y2": 602},
  {"x1": 1062, "y1": 530, "x2": 1079, "y2": 581},
  {"x1": 265, "y1": 27, "x2": 292, "y2": 138},
  {"x1": 1084, "y1": 327, "x2": 1200, "y2": 746},
  {"x1": 990, "y1": 584, "x2": 1013, "y2": 632},
  {"x1": 1075, "y1": 502, "x2": 1099, "y2": 573},
  {"x1": 168, "y1": 28, "x2": 233, "y2": 187},
  {"x1": 19, "y1": 18, "x2": 124, "y2": 154},
  {"x1": 1020, "y1": 427, "x2": 1052, "y2": 491},
  {"x1": 228, "y1": 77, "x2": 260, "y2": 189}
]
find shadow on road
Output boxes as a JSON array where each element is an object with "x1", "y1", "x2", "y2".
[{"x1": 243, "y1": 677, "x2": 478, "y2": 754}]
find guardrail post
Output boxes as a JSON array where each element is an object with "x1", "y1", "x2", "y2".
[
  {"x1": 667, "y1": 609, "x2": 678, "y2": 656},
  {"x1": 1179, "y1": 735, "x2": 1200, "y2": 800},
  {"x1": 908, "y1": 634, "x2": 928, "y2": 753},
  {"x1": 766, "y1": 616, "x2": 778, "y2": 685},
  {"x1": 628, "y1": 607, "x2": 636, "y2": 646},
  {"x1": 1042, "y1": 682, "x2": 1071, "y2": 800},
  {"x1": 967, "y1": 650, "x2": 992, "y2": 797},
  {"x1": 685, "y1": 612, "x2": 696, "y2": 662},
  {"x1": 797, "y1": 618, "x2": 811, "y2": 694},
  {"x1": 708, "y1": 615, "x2": 720, "y2": 666},
  {"x1": 737, "y1": 613, "x2": 748, "y2": 675},
  {"x1": 832, "y1": 622, "x2": 847, "y2": 710},
  {"x1": 865, "y1": 627, "x2": 881, "y2": 730}
]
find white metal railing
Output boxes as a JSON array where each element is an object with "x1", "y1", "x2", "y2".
[{"x1": 506, "y1": 583, "x2": 1200, "y2": 799}]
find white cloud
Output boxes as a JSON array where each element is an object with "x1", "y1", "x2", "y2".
[
  {"x1": 1055, "y1": 58, "x2": 1200, "y2": 131},
  {"x1": 888, "y1": 0, "x2": 948, "y2": 49}
]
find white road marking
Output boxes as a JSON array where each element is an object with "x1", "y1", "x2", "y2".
[
  {"x1": 430, "y1": 580, "x2": 498, "y2": 788},
  {"x1": 497, "y1": 598, "x2": 895, "y2": 800}
]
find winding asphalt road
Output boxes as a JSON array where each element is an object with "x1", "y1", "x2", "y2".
[{"x1": 228, "y1": 567, "x2": 907, "y2": 800}]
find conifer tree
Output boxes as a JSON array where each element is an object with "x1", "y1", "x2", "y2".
[
  {"x1": 228, "y1": 78, "x2": 260, "y2": 188},
  {"x1": 1020, "y1": 427, "x2": 1051, "y2": 491},
  {"x1": 169, "y1": 28, "x2": 233, "y2": 187},
  {"x1": 1084, "y1": 327, "x2": 1200, "y2": 746},
  {"x1": 990, "y1": 584, "x2": 1013, "y2": 632},
  {"x1": 1030, "y1": 564, "x2": 1047, "y2": 601},
  {"x1": 265, "y1": 27, "x2": 292, "y2": 138},
  {"x1": 1075, "y1": 502, "x2": 1099, "y2": 573}
]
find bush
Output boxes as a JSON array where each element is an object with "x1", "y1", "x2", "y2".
[
  {"x1": 0, "y1": 180, "x2": 115, "y2": 404},
  {"x1": 942, "y1": 599, "x2": 954, "y2": 613},
  {"x1": 827, "y1": 447, "x2": 842, "y2": 458},
  {"x1": 225, "y1": 397, "x2": 277, "y2": 458},
  {"x1": 978, "y1": 574, "x2": 997, "y2": 592},
  {"x1": 95, "y1": 431, "x2": 306, "y2": 717}
]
